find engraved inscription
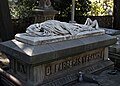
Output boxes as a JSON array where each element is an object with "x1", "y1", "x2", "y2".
[
  {"x1": 44, "y1": 62, "x2": 105, "y2": 86},
  {"x1": 45, "y1": 66, "x2": 51, "y2": 76},
  {"x1": 45, "y1": 48, "x2": 104, "y2": 76},
  {"x1": 17, "y1": 61, "x2": 27, "y2": 75}
]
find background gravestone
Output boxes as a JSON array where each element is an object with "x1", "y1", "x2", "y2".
[
  {"x1": 32, "y1": 0, "x2": 58, "y2": 23},
  {"x1": 0, "y1": 0, "x2": 14, "y2": 41}
]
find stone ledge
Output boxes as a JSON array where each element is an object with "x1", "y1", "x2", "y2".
[
  {"x1": 15, "y1": 29, "x2": 105, "y2": 45},
  {"x1": 0, "y1": 34, "x2": 117, "y2": 64}
]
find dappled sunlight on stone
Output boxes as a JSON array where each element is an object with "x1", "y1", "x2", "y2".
[
  {"x1": 11, "y1": 40, "x2": 33, "y2": 56},
  {"x1": 23, "y1": 47, "x2": 33, "y2": 56}
]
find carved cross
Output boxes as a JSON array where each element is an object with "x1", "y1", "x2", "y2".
[
  {"x1": 71, "y1": 0, "x2": 75, "y2": 22},
  {"x1": 70, "y1": 0, "x2": 76, "y2": 23}
]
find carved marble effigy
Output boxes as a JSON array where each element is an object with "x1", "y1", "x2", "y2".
[
  {"x1": 15, "y1": 18, "x2": 105, "y2": 45},
  {"x1": 0, "y1": 18, "x2": 117, "y2": 86}
]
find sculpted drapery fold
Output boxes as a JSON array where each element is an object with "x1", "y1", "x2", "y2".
[{"x1": 26, "y1": 18, "x2": 99, "y2": 37}]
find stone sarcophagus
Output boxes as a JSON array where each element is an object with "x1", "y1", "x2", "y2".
[{"x1": 0, "y1": 19, "x2": 117, "y2": 86}]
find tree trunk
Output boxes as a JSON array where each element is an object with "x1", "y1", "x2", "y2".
[
  {"x1": 113, "y1": 0, "x2": 120, "y2": 29},
  {"x1": 0, "y1": 0, "x2": 14, "y2": 41}
]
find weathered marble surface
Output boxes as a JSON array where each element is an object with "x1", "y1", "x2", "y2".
[
  {"x1": 25, "y1": 18, "x2": 99, "y2": 36},
  {"x1": 15, "y1": 18, "x2": 105, "y2": 45},
  {"x1": 105, "y1": 28, "x2": 120, "y2": 35},
  {"x1": 0, "y1": 34, "x2": 117, "y2": 86},
  {"x1": 15, "y1": 29, "x2": 105, "y2": 45},
  {"x1": 0, "y1": 18, "x2": 117, "y2": 86},
  {"x1": 0, "y1": 34, "x2": 116, "y2": 64}
]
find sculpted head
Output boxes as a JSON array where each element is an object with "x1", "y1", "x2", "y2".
[{"x1": 26, "y1": 23, "x2": 41, "y2": 36}]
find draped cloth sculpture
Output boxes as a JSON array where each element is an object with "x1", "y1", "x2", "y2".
[
  {"x1": 15, "y1": 18, "x2": 104, "y2": 45},
  {"x1": 26, "y1": 18, "x2": 99, "y2": 37}
]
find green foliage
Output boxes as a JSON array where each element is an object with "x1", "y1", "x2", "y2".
[
  {"x1": 51, "y1": 0, "x2": 91, "y2": 21},
  {"x1": 51, "y1": 0, "x2": 71, "y2": 18},
  {"x1": 88, "y1": 0, "x2": 113, "y2": 16},
  {"x1": 9, "y1": 0, "x2": 113, "y2": 20},
  {"x1": 9, "y1": 0, "x2": 36, "y2": 19},
  {"x1": 88, "y1": 1, "x2": 104, "y2": 16},
  {"x1": 75, "y1": 0, "x2": 91, "y2": 16},
  {"x1": 103, "y1": 0, "x2": 113, "y2": 15}
]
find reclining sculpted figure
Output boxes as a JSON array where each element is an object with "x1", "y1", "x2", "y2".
[{"x1": 26, "y1": 18, "x2": 99, "y2": 37}]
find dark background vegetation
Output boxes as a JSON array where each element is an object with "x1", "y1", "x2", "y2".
[{"x1": 9, "y1": 0, "x2": 114, "y2": 35}]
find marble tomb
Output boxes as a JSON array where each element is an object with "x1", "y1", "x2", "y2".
[{"x1": 0, "y1": 19, "x2": 117, "y2": 86}]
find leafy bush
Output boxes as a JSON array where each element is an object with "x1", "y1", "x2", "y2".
[
  {"x1": 9, "y1": 0, "x2": 36, "y2": 19},
  {"x1": 88, "y1": 0, "x2": 113, "y2": 16},
  {"x1": 51, "y1": 0, "x2": 91, "y2": 21}
]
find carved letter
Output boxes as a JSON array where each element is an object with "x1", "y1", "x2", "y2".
[{"x1": 46, "y1": 66, "x2": 51, "y2": 76}]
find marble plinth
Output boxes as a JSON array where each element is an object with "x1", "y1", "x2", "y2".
[
  {"x1": 15, "y1": 29, "x2": 105, "y2": 45},
  {"x1": 32, "y1": 9, "x2": 58, "y2": 23},
  {"x1": 0, "y1": 34, "x2": 117, "y2": 86}
]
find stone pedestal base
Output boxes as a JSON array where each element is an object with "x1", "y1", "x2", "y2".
[
  {"x1": 0, "y1": 60, "x2": 114, "y2": 86},
  {"x1": 0, "y1": 34, "x2": 116, "y2": 86},
  {"x1": 32, "y1": 9, "x2": 58, "y2": 23}
]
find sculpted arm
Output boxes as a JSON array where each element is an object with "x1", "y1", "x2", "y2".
[{"x1": 84, "y1": 18, "x2": 99, "y2": 29}]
